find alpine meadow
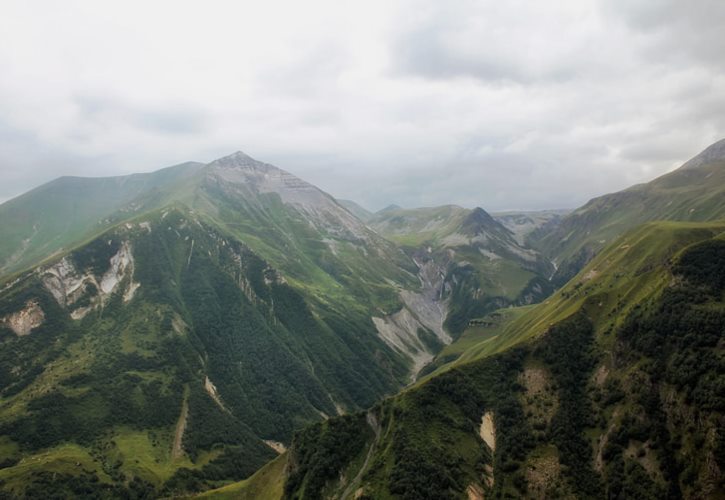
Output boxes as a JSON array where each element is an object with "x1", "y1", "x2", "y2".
[{"x1": 1, "y1": 1, "x2": 724, "y2": 499}]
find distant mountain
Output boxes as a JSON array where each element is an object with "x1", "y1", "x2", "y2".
[
  {"x1": 377, "y1": 203, "x2": 402, "y2": 213},
  {"x1": 531, "y1": 139, "x2": 725, "y2": 285},
  {"x1": 492, "y1": 209, "x2": 570, "y2": 246},
  {"x1": 336, "y1": 199, "x2": 373, "y2": 222},
  {"x1": 0, "y1": 152, "x2": 454, "y2": 497},
  {"x1": 369, "y1": 204, "x2": 554, "y2": 335}
]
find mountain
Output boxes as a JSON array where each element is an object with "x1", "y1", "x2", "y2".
[
  {"x1": 0, "y1": 161, "x2": 205, "y2": 276},
  {"x1": 369, "y1": 205, "x2": 555, "y2": 335},
  {"x1": 531, "y1": 139, "x2": 725, "y2": 285},
  {"x1": 336, "y1": 199, "x2": 373, "y2": 222},
  {"x1": 270, "y1": 219, "x2": 725, "y2": 499},
  {"x1": 3, "y1": 140, "x2": 724, "y2": 499},
  {"x1": 0, "y1": 152, "x2": 457, "y2": 497},
  {"x1": 492, "y1": 209, "x2": 569, "y2": 246}
]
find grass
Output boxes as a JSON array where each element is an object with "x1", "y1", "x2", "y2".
[
  {"x1": 536, "y1": 160, "x2": 725, "y2": 265},
  {"x1": 459, "y1": 220, "x2": 725, "y2": 364},
  {"x1": 0, "y1": 443, "x2": 111, "y2": 494},
  {"x1": 416, "y1": 305, "x2": 534, "y2": 384},
  {"x1": 195, "y1": 453, "x2": 288, "y2": 500},
  {"x1": 107, "y1": 427, "x2": 218, "y2": 485}
]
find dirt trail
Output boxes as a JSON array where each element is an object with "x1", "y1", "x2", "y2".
[
  {"x1": 172, "y1": 387, "x2": 189, "y2": 459},
  {"x1": 340, "y1": 411, "x2": 381, "y2": 500}
]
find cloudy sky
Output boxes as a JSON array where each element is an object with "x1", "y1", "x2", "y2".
[{"x1": 1, "y1": 0, "x2": 724, "y2": 211}]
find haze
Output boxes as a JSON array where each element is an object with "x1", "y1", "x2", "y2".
[{"x1": 1, "y1": 0, "x2": 724, "y2": 210}]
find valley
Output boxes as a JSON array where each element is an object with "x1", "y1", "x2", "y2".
[{"x1": 0, "y1": 140, "x2": 723, "y2": 499}]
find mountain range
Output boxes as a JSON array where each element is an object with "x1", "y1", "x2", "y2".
[{"x1": 0, "y1": 139, "x2": 723, "y2": 499}]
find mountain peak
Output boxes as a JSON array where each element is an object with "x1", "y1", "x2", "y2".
[
  {"x1": 460, "y1": 206, "x2": 510, "y2": 237},
  {"x1": 208, "y1": 150, "x2": 270, "y2": 169},
  {"x1": 680, "y1": 138, "x2": 725, "y2": 169},
  {"x1": 378, "y1": 204, "x2": 402, "y2": 213}
]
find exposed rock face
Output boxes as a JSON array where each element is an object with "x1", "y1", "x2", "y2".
[
  {"x1": 681, "y1": 138, "x2": 725, "y2": 169},
  {"x1": 479, "y1": 411, "x2": 496, "y2": 452},
  {"x1": 205, "y1": 152, "x2": 373, "y2": 243},
  {"x1": 42, "y1": 257, "x2": 89, "y2": 307},
  {"x1": 2, "y1": 300, "x2": 44, "y2": 336},
  {"x1": 41, "y1": 240, "x2": 138, "y2": 318},
  {"x1": 204, "y1": 375, "x2": 228, "y2": 412},
  {"x1": 372, "y1": 255, "x2": 450, "y2": 379},
  {"x1": 373, "y1": 308, "x2": 434, "y2": 378},
  {"x1": 100, "y1": 241, "x2": 134, "y2": 295}
]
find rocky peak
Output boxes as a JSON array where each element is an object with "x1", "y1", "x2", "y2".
[
  {"x1": 204, "y1": 152, "x2": 372, "y2": 242},
  {"x1": 460, "y1": 207, "x2": 508, "y2": 236},
  {"x1": 680, "y1": 138, "x2": 725, "y2": 169},
  {"x1": 207, "y1": 151, "x2": 272, "y2": 170}
]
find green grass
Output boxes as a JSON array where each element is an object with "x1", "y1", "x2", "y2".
[
  {"x1": 455, "y1": 220, "x2": 725, "y2": 367},
  {"x1": 195, "y1": 453, "x2": 288, "y2": 499},
  {"x1": 0, "y1": 443, "x2": 112, "y2": 494},
  {"x1": 534, "y1": 160, "x2": 725, "y2": 280},
  {"x1": 107, "y1": 427, "x2": 219, "y2": 485},
  {"x1": 416, "y1": 305, "x2": 534, "y2": 383}
]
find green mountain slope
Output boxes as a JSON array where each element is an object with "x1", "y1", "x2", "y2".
[
  {"x1": 532, "y1": 139, "x2": 725, "y2": 286},
  {"x1": 0, "y1": 161, "x2": 204, "y2": 276},
  {"x1": 0, "y1": 152, "x2": 459, "y2": 497},
  {"x1": 276, "y1": 220, "x2": 725, "y2": 499}
]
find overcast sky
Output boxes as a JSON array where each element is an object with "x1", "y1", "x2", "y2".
[{"x1": 1, "y1": 0, "x2": 724, "y2": 211}]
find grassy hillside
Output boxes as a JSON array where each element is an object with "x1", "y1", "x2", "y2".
[
  {"x1": 0, "y1": 161, "x2": 204, "y2": 276},
  {"x1": 0, "y1": 205, "x2": 417, "y2": 498},
  {"x1": 533, "y1": 158, "x2": 725, "y2": 286},
  {"x1": 278, "y1": 220, "x2": 725, "y2": 499}
]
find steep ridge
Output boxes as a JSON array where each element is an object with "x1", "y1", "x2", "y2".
[
  {"x1": 532, "y1": 139, "x2": 725, "y2": 285},
  {"x1": 275, "y1": 220, "x2": 725, "y2": 499}
]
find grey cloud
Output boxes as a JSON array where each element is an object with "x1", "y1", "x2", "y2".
[
  {"x1": 605, "y1": 0, "x2": 725, "y2": 71},
  {"x1": 74, "y1": 95, "x2": 207, "y2": 135},
  {"x1": 1, "y1": 0, "x2": 724, "y2": 213},
  {"x1": 390, "y1": 1, "x2": 590, "y2": 84}
]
